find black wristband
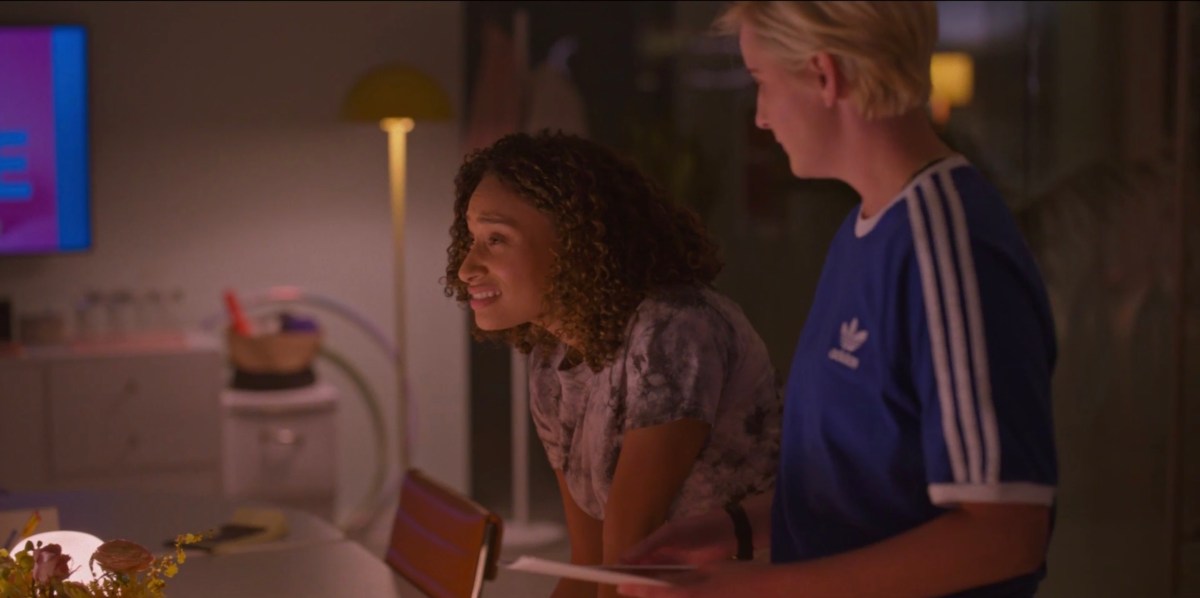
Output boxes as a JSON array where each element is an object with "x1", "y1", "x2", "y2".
[{"x1": 724, "y1": 502, "x2": 753, "y2": 561}]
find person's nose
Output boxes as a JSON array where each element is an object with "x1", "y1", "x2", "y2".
[
  {"x1": 755, "y1": 99, "x2": 770, "y2": 130},
  {"x1": 458, "y1": 244, "x2": 485, "y2": 283}
]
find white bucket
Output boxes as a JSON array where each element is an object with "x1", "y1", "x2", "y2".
[{"x1": 220, "y1": 382, "x2": 339, "y2": 521}]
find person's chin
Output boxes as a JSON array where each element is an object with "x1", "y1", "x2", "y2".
[
  {"x1": 474, "y1": 318, "x2": 502, "y2": 331},
  {"x1": 787, "y1": 158, "x2": 809, "y2": 178},
  {"x1": 473, "y1": 315, "x2": 518, "y2": 332},
  {"x1": 789, "y1": 163, "x2": 827, "y2": 180}
]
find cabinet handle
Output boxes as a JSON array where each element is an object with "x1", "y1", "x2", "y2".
[{"x1": 259, "y1": 428, "x2": 304, "y2": 447}]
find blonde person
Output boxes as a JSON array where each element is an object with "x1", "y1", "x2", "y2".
[
  {"x1": 444, "y1": 131, "x2": 782, "y2": 598},
  {"x1": 619, "y1": 3, "x2": 1058, "y2": 597}
]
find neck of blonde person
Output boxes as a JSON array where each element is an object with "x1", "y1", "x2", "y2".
[{"x1": 835, "y1": 109, "x2": 957, "y2": 220}]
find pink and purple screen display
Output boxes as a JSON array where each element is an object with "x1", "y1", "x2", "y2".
[{"x1": 0, "y1": 25, "x2": 89, "y2": 254}]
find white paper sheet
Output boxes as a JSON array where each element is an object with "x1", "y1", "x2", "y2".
[{"x1": 504, "y1": 555, "x2": 694, "y2": 587}]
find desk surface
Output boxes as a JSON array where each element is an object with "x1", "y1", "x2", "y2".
[
  {"x1": 0, "y1": 489, "x2": 341, "y2": 552},
  {"x1": 1, "y1": 490, "x2": 424, "y2": 597},
  {"x1": 172, "y1": 539, "x2": 415, "y2": 598}
]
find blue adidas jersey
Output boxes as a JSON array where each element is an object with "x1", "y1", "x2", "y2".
[{"x1": 771, "y1": 156, "x2": 1058, "y2": 597}]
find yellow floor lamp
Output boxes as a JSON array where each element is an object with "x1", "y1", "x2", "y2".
[{"x1": 341, "y1": 63, "x2": 452, "y2": 476}]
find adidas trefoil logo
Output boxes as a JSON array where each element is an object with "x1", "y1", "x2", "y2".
[{"x1": 828, "y1": 317, "x2": 868, "y2": 369}]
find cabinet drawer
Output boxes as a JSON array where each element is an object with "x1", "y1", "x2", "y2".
[
  {"x1": 0, "y1": 363, "x2": 50, "y2": 490},
  {"x1": 47, "y1": 353, "x2": 222, "y2": 476}
]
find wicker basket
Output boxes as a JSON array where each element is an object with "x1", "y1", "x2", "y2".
[{"x1": 227, "y1": 330, "x2": 320, "y2": 374}]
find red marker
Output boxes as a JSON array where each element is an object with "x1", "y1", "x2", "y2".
[{"x1": 223, "y1": 290, "x2": 252, "y2": 336}]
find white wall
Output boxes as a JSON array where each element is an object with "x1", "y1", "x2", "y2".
[{"x1": 0, "y1": 1, "x2": 471, "y2": 506}]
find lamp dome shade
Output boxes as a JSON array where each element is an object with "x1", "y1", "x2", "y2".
[{"x1": 342, "y1": 63, "x2": 452, "y2": 122}]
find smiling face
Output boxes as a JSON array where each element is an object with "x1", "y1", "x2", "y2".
[
  {"x1": 739, "y1": 23, "x2": 837, "y2": 179},
  {"x1": 457, "y1": 174, "x2": 559, "y2": 332}
]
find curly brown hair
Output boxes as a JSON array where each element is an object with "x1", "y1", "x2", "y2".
[{"x1": 444, "y1": 131, "x2": 723, "y2": 371}]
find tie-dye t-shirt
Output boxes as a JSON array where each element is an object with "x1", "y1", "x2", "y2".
[{"x1": 528, "y1": 285, "x2": 782, "y2": 521}]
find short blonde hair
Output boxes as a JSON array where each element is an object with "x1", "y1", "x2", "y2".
[{"x1": 716, "y1": 1, "x2": 938, "y2": 120}]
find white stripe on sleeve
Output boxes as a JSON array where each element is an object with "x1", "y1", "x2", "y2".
[
  {"x1": 939, "y1": 172, "x2": 1001, "y2": 483},
  {"x1": 920, "y1": 176, "x2": 983, "y2": 484},
  {"x1": 906, "y1": 189, "x2": 967, "y2": 484}
]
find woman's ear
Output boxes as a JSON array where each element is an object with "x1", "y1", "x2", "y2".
[{"x1": 809, "y1": 51, "x2": 842, "y2": 108}]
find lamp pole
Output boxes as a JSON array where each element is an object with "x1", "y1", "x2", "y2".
[{"x1": 382, "y1": 116, "x2": 414, "y2": 471}]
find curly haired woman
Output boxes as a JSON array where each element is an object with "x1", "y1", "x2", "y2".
[{"x1": 444, "y1": 131, "x2": 782, "y2": 598}]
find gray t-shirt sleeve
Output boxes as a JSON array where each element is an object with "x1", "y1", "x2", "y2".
[
  {"x1": 621, "y1": 301, "x2": 733, "y2": 432},
  {"x1": 528, "y1": 347, "x2": 567, "y2": 469}
]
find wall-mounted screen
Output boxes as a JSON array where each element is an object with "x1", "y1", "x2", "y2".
[{"x1": 0, "y1": 25, "x2": 90, "y2": 254}]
